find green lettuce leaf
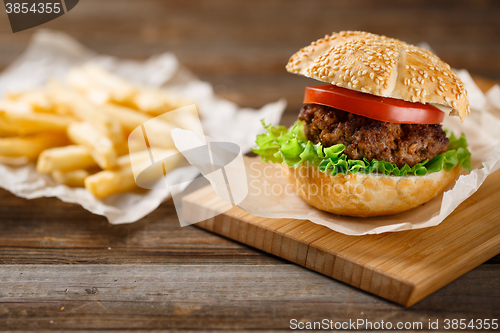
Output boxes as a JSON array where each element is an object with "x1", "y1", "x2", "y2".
[{"x1": 252, "y1": 120, "x2": 472, "y2": 176}]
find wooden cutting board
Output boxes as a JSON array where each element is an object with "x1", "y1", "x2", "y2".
[{"x1": 182, "y1": 168, "x2": 500, "y2": 307}]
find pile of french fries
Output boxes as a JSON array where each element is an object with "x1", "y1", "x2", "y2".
[{"x1": 0, "y1": 64, "x2": 197, "y2": 198}]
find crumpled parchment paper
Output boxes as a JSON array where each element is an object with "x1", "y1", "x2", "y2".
[{"x1": 0, "y1": 29, "x2": 286, "y2": 224}]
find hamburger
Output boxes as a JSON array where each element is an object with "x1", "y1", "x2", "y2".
[{"x1": 253, "y1": 31, "x2": 471, "y2": 217}]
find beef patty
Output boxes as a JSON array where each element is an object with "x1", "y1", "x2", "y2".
[{"x1": 298, "y1": 104, "x2": 449, "y2": 168}]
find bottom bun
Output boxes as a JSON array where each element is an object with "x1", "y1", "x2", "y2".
[{"x1": 283, "y1": 163, "x2": 460, "y2": 217}]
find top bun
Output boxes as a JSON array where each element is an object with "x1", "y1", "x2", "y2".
[{"x1": 286, "y1": 31, "x2": 470, "y2": 121}]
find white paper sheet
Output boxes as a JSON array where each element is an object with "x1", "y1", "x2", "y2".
[{"x1": 0, "y1": 29, "x2": 286, "y2": 224}]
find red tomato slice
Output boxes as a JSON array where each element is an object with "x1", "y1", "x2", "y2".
[{"x1": 304, "y1": 85, "x2": 444, "y2": 124}]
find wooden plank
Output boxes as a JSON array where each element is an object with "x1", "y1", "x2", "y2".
[
  {"x1": 0, "y1": 189, "x2": 284, "y2": 266},
  {"x1": 183, "y1": 168, "x2": 500, "y2": 306},
  {"x1": 0, "y1": 264, "x2": 498, "y2": 330}
]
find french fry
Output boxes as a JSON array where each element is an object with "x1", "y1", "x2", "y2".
[
  {"x1": 7, "y1": 89, "x2": 54, "y2": 113},
  {"x1": 76, "y1": 64, "x2": 136, "y2": 104},
  {"x1": 0, "y1": 99, "x2": 32, "y2": 114},
  {"x1": 117, "y1": 149, "x2": 154, "y2": 168},
  {"x1": 36, "y1": 145, "x2": 97, "y2": 173},
  {"x1": 47, "y1": 80, "x2": 124, "y2": 144},
  {"x1": 0, "y1": 64, "x2": 197, "y2": 198},
  {"x1": 52, "y1": 169, "x2": 92, "y2": 187},
  {"x1": 154, "y1": 104, "x2": 203, "y2": 135},
  {"x1": 66, "y1": 66, "x2": 111, "y2": 105},
  {"x1": 84, "y1": 167, "x2": 137, "y2": 198},
  {"x1": 118, "y1": 134, "x2": 156, "y2": 156},
  {"x1": 85, "y1": 149, "x2": 179, "y2": 198},
  {"x1": 0, "y1": 132, "x2": 69, "y2": 160},
  {"x1": 101, "y1": 104, "x2": 152, "y2": 131},
  {"x1": 0, "y1": 124, "x2": 19, "y2": 137},
  {"x1": 101, "y1": 104, "x2": 176, "y2": 149},
  {"x1": 114, "y1": 141, "x2": 130, "y2": 156},
  {"x1": 118, "y1": 148, "x2": 178, "y2": 169},
  {"x1": 0, "y1": 155, "x2": 29, "y2": 165},
  {"x1": 133, "y1": 87, "x2": 192, "y2": 115},
  {"x1": 67, "y1": 65, "x2": 195, "y2": 118},
  {"x1": 0, "y1": 111, "x2": 74, "y2": 135},
  {"x1": 67, "y1": 122, "x2": 117, "y2": 169}
]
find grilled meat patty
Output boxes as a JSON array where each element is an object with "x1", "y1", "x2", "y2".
[{"x1": 298, "y1": 104, "x2": 449, "y2": 168}]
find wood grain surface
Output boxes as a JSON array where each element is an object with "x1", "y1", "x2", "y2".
[
  {"x1": 0, "y1": 0, "x2": 499, "y2": 330},
  {"x1": 183, "y1": 171, "x2": 500, "y2": 306}
]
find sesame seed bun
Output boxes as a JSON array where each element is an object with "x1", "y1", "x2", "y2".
[
  {"x1": 286, "y1": 31, "x2": 470, "y2": 121},
  {"x1": 283, "y1": 163, "x2": 460, "y2": 217}
]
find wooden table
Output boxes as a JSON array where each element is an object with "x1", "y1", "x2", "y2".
[{"x1": 0, "y1": 0, "x2": 499, "y2": 330}]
